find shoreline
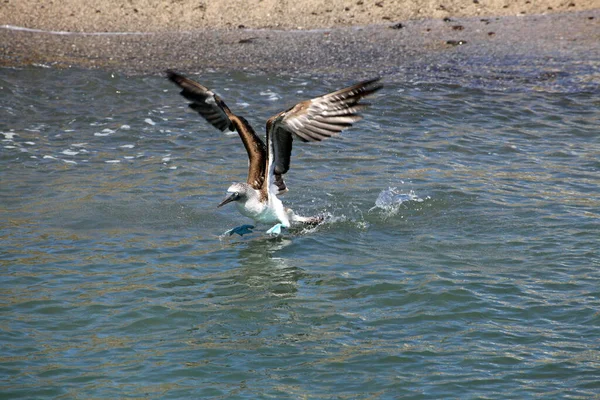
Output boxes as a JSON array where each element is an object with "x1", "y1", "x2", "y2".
[{"x1": 1, "y1": 9, "x2": 598, "y2": 91}]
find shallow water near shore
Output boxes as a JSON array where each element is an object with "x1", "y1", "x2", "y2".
[{"x1": 1, "y1": 67, "x2": 599, "y2": 398}]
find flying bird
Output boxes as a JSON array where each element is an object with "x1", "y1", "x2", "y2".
[{"x1": 166, "y1": 71, "x2": 382, "y2": 236}]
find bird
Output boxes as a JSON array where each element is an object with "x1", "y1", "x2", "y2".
[{"x1": 166, "y1": 70, "x2": 382, "y2": 236}]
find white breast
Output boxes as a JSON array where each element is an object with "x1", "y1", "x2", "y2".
[{"x1": 236, "y1": 195, "x2": 289, "y2": 226}]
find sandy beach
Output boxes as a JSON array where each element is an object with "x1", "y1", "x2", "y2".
[
  {"x1": 2, "y1": 0, "x2": 599, "y2": 32},
  {"x1": 1, "y1": 1, "x2": 598, "y2": 75}
]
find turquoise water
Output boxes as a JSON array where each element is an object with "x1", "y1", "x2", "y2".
[{"x1": 1, "y1": 67, "x2": 599, "y2": 398}]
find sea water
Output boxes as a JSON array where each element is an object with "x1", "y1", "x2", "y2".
[{"x1": 1, "y1": 67, "x2": 599, "y2": 398}]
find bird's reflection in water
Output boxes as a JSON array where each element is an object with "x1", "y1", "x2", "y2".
[{"x1": 231, "y1": 236, "x2": 306, "y2": 298}]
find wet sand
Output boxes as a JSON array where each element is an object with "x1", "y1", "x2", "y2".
[{"x1": 0, "y1": 1, "x2": 598, "y2": 78}]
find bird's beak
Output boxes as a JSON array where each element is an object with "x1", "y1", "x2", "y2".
[{"x1": 217, "y1": 193, "x2": 238, "y2": 208}]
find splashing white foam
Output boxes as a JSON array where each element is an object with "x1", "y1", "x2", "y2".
[{"x1": 370, "y1": 187, "x2": 425, "y2": 215}]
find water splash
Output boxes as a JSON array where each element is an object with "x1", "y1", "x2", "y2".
[{"x1": 370, "y1": 187, "x2": 425, "y2": 216}]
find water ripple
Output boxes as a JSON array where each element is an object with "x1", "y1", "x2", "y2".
[{"x1": 1, "y1": 68, "x2": 599, "y2": 398}]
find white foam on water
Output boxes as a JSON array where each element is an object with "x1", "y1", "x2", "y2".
[
  {"x1": 1, "y1": 24, "x2": 150, "y2": 36},
  {"x1": 62, "y1": 149, "x2": 80, "y2": 156},
  {"x1": 120, "y1": 125, "x2": 131, "y2": 130},
  {"x1": 259, "y1": 90, "x2": 280, "y2": 101},
  {"x1": 105, "y1": 160, "x2": 121, "y2": 164},
  {"x1": 94, "y1": 128, "x2": 116, "y2": 137},
  {"x1": 144, "y1": 118, "x2": 156, "y2": 126},
  {"x1": 1, "y1": 132, "x2": 17, "y2": 140},
  {"x1": 120, "y1": 144, "x2": 135, "y2": 149}
]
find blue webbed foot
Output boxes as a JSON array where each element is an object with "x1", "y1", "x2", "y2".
[
  {"x1": 266, "y1": 223, "x2": 285, "y2": 235},
  {"x1": 224, "y1": 224, "x2": 255, "y2": 236}
]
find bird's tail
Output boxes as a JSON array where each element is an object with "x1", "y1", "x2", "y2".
[{"x1": 288, "y1": 209, "x2": 326, "y2": 226}]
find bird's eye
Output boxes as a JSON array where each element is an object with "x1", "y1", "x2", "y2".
[{"x1": 234, "y1": 192, "x2": 239, "y2": 197}]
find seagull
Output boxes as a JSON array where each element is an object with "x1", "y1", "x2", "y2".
[{"x1": 166, "y1": 71, "x2": 382, "y2": 236}]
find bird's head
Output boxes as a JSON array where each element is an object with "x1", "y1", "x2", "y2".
[{"x1": 217, "y1": 182, "x2": 250, "y2": 208}]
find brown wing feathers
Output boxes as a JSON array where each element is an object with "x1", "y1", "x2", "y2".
[
  {"x1": 166, "y1": 70, "x2": 234, "y2": 132},
  {"x1": 166, "y1": 72, "x2": 382, "y2": 197},
  {"x1": 166, "y1": 70, "x2": 267, "y2": 190},
  {"x1": 286, "y1": 77, "x2": 383, "y2": 143},
  {"x1": 266, "y1": 78, "x2": 382, "y2": 193}
]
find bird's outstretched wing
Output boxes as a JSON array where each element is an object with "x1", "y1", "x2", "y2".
[
  {"x1": 264, "y1": 78, "x2": 383, "y2": 194},
  {"x1": 166, "y1": 70, "x2": 267, "y2": 190},
  {"x1": 166, "y1": 70, "x2": 235, "y2": 132}
]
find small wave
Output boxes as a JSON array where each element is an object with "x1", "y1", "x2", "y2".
[
  {"x1": 94, "y1": 128, "x2": 116, "y2": 137},
  {"x1": 259, "y1": 90, "x2": 280, "y2": 101},
  {"x1": 1, "y1": 25, "x2": 150, "y2": 36}
]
